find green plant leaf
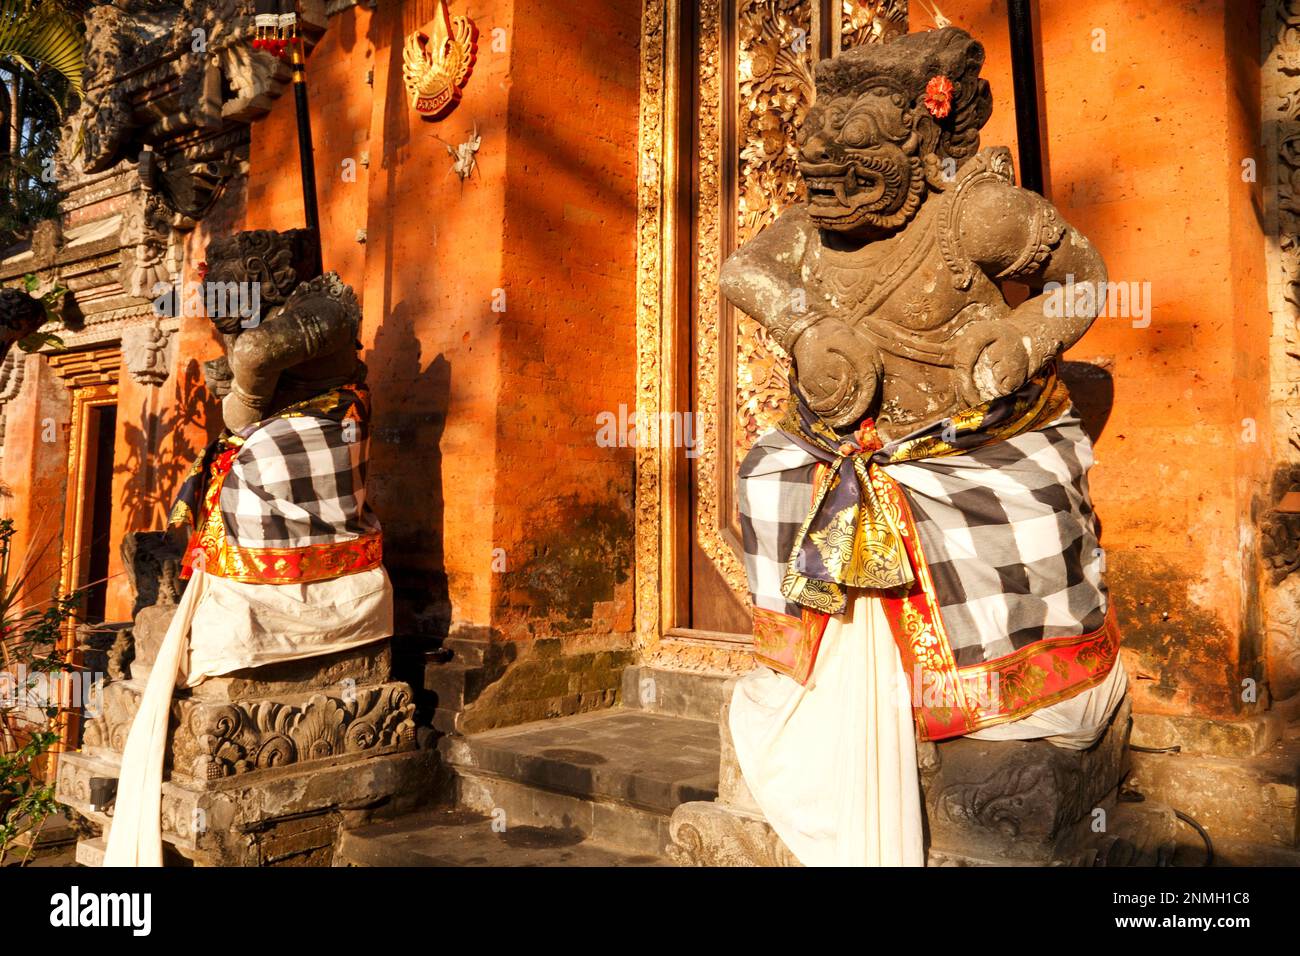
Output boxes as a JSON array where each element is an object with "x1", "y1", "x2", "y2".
[
  {"x1": 16, "y1": 329, "x2": 61, "y2": 352},
  {"x1": 0, "y1": 1, "x2": 86, "y2": 101}
]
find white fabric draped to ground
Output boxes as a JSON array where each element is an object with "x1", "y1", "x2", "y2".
[
  {"x1": 102, "y1": 566, "x2": 393, "y2": 867},
  {"x1": 729, "y1": 589, "x2": 1128, "y2": 867}
]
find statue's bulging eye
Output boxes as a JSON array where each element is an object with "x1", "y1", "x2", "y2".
[
  {"x1": 797, "y1": 114, "x2": 818, "y2": 146},
  {"x1": 841, "y1": 118, "x2": 873, "y2": 148}
]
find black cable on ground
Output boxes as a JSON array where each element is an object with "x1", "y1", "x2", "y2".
[{"x1": 1174, "y1": 809, "x2": 1214, "y2": 866}]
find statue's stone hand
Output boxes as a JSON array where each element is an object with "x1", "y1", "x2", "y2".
[
  {"x1": 971, "y1": 332, "x2": 1030, "y2": 401},
  {"x1": 953, "y1": 310, "x2": 1032, "y2": 405},
  {"x1": 792, "y1": 318, "x2": 883, "y2": 428}
]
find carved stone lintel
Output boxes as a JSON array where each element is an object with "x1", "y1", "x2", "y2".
[
  {"x1": 185, "y1": 682, "x2": 417, "y2": 782},
  {"x1": 81, "y1": 671, "x2": 417, "y2": 784}
]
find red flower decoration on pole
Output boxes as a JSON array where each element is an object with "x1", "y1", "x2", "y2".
[{"x1": 924, "y1": 75, "x2": 954, "y2": 119}]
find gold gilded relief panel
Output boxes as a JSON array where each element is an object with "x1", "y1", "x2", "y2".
[{"x1": 694, "y1": 1, "x2": 909, "y2": 612}]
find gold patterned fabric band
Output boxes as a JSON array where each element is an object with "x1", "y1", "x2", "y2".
[{"x1": 777, "y1": 362, "x2": 1072, "y2": 615}]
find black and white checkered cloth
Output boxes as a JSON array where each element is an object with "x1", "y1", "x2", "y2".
[
  {"x1": 221, "y1": 413, "x2": 380, "y2": 548},
  {"x1": 738, "y1": 408, "x2": 1108, "y2": 666}
]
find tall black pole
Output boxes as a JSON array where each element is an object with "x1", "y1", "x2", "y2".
[
  {"x1": 1006, "y1": 0, "x2": 1045, "y2": 195},
  {"x1": 290, "y1": 39, "x2": 323, "y2": 278}
]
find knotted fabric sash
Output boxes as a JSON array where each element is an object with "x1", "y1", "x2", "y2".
[
  {"x1": 779, "y1": 363, "x2": 1071, "y2": 616},
  {"x1": 739, "y1": 362, "x2": 1122, "y2": 741}
]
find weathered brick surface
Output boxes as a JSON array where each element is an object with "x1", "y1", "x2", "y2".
[
  {"x1": 3, "y1": 1, "x2": 1267, "y2": 734},
  {"x1": 934, "y1": 1, "x2": 1272, "y2": 717},
  {"x1": 243, "y1": 0, "x2": 641, "y2": 725}
]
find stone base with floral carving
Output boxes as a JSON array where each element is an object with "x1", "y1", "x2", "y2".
[{"x1": 57, "y1": 638, "x2": 436, "y2": 866}]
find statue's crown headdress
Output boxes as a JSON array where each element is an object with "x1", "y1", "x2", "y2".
[{"x1": 814, "y1": 26, "x2": 992, "y2": 163}]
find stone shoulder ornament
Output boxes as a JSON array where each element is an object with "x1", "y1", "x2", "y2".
[{"x1": 720, "y1": 27, "x2": 1106, "y2": 439}]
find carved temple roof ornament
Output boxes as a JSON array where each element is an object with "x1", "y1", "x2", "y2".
[
  {"x1": 0, "y1": 1, "x2": 330, "y2": 354},
  {"x1": 122, "y1": 318, "x2": 175, "y2": 387}
]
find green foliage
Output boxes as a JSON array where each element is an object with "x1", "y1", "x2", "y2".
[
  {"x1": 0, "y1": 2, "x2": 88, "y2": 248},
  {"x1": 15, "y1": 270, "x2": 65, "y2": 351},
  {"x1": 0, "y1": 1, "x2": 84, "y2": 99},
  {"x1": 0, "y1": 517, "x2": 83, "y2": 866}
]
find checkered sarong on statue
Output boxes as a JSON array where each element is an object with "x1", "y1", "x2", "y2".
[
  {"x1": 171, "y1": 385, "x2": 384, "y2": 584},
  {"x1": 221, "y1": 411, "x2": 378, "y2": 548},
  {"x1": 737, "y1": 365, "x2": 1121, "y2": 740},
  {"x1": 739, "y1": 410, "x2": 1108, "y2": 666}
]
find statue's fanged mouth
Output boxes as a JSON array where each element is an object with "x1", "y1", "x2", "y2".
[
  {"x1": 801, "y1": 152, "x2": 921, "y2": 232},
  {"x1": 801, "y1": 158, "x2": 899, "y2": 219}
]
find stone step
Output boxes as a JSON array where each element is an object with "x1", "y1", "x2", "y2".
[
  {"x1": 620, "y1": 664, "x2": 733, "y2": 723},
  {"x1": 335, "y1": 808, "x2": 669, "y2": 866},
  {"x1": 1186, "y1": 837, "x2": 1300, "y2": 867},
  {"x1": 75, "y1": 836, "x2": 107, "y2": 868},
  {"x1": 1130, "y1": 710, "x2": 1286, "y2": 758},
  {"x1": 1126, "y1": 733, "x2": 1300, "y2": 849},
  {"x1": 443, "y1": 708, "x2": 719, "y2": 856}
]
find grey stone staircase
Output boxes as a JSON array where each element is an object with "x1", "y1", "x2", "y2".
[
  {"x1": 338, "y1": 656, "x2": 1300, "y2": 867},
  {"x1": 334, "y1": 665, "x2": 730, "y2": 865},
  {"x1": 335, "y1": 808, "x2": 670, "y2": 866}
]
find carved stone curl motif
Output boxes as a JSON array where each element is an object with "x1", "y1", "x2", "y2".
[{"x1": 187, "y1": 684, "x2": 417, "y2": 780}]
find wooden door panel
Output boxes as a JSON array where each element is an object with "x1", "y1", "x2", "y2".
[{"x1": 680, "y1": 0, "x2": 907, "y2": 636}]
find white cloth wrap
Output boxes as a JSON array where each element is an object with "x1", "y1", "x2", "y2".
[
  {"x1": 730, "y1": 592, "x2": 925, "y2": 867},
  {"x1": 102, "y1": 566, "x2": 393, "y2": 867},
  {"x1": 729, "y1": 589, "x2": 1127, "y2": 867}
]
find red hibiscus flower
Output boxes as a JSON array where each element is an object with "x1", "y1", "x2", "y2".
[{"x1": 924, "y1": 75, "x2": 954, "y2": 119}]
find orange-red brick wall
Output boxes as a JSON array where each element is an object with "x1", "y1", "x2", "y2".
[
  {"x1": 0, "y1": 358, "x2": 71, "y2": 612},
  {"x1": 242, "y1": 0, "x2": 641, "y2": 644},
  {"x1": 930, "y1": 1, "x2": 1272, "y2": 716},
  {"x1": 492, "y1": 0, "x2": 642, "y2": 641}
]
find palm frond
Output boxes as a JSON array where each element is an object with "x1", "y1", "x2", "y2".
[{"x1": 0, "y1": 1, "x2": 84, "y2": 100}]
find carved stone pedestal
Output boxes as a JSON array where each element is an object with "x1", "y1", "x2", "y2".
[
  {"x1": 58, "y1": 638, "x2": 428, "y2": 865},
  {"x1": 668, "y1": 680, "x2": 1149, "y2": 867}
]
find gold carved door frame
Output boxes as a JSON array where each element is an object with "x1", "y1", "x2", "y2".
[
  {"x1": 634, "y1": 0, "x2": 907, "y2": 667},
  {"x1": 51, "y1": 347, "x2": 122, "y2": 629}
]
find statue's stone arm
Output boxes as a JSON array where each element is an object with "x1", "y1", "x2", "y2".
[
  {"x1": 958, "y1": 179, "x2": 1108, "y2": 391},
  {"x1": 719, "y1": 204, "x2": 817, "y2": 351},
  {"x1": 720, "y1": 205, "x2": 883, "y2": 426},
  {"x1": 224, "y1": 294, "x2": 358, "y2": 431}
]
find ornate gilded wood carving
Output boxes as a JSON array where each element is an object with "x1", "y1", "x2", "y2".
[
  {"x1": 402, "y1": 0, "x2": 478, "y2": 120},
  {"x1": 635, "y1": 0, "x2": 907, "y2": 651}
]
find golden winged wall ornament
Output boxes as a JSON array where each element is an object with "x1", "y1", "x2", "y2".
[{"x1": 402, "y1": 0, "x2": 479, "y2": 120}]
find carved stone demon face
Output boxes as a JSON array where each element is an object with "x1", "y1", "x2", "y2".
[
  {"x1": 203, "y1": 228, "x2": 312, "y2": 334},
  {"x1": 798, "y1": 86, "x2": 925, "y2": 235}
]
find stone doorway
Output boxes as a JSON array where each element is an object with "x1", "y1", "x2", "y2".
[
  {"x1": 62, "y1": 389, "x2": 117, "y2": 625},
  {"x1": 46, "y1": 346, "x2": 121, "y2": 760}
]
